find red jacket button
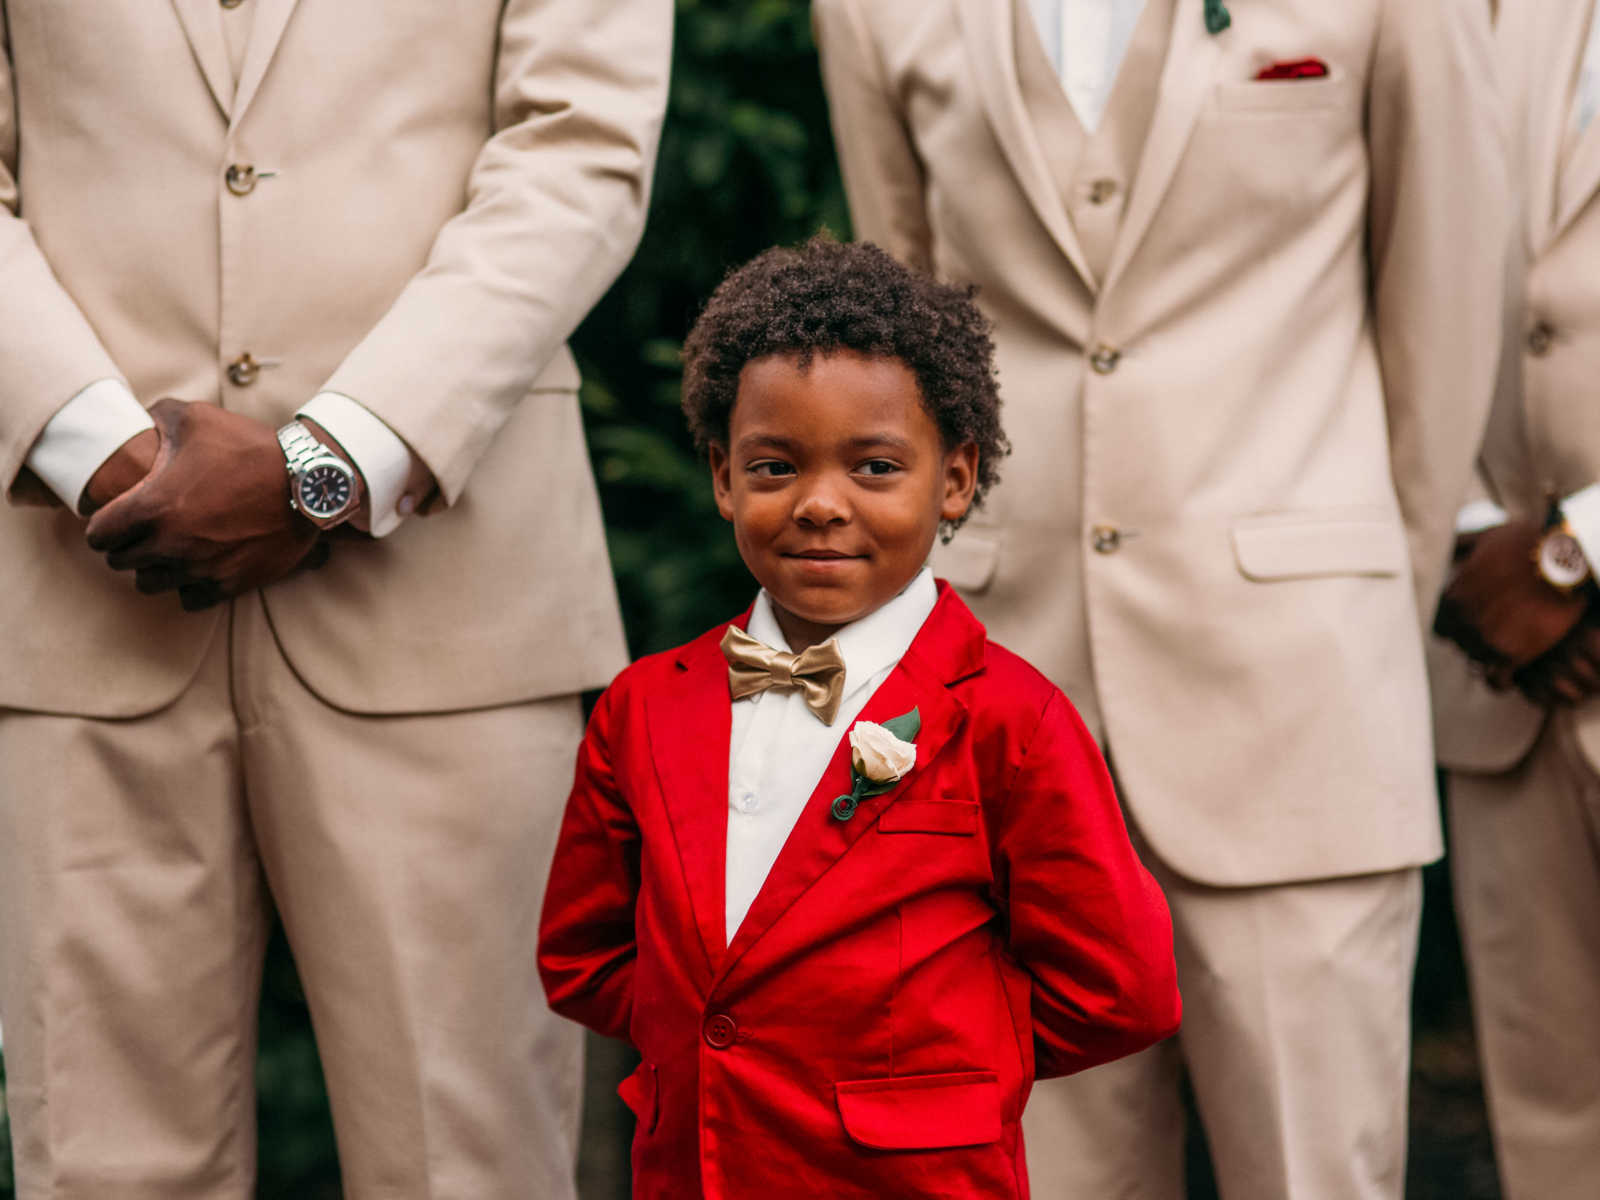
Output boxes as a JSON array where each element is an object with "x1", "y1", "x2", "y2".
[{"x1": 703, "y1": 1013, "x2": 738, "y2": 1049}]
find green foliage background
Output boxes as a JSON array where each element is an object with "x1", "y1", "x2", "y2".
[{"x1": 0, "y1": 3, "x2": 845, "y2": 1195}]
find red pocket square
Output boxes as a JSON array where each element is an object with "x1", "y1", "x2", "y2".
[{"x1": 1255, "y1": 58, "x2": 1329, "y2": 81}]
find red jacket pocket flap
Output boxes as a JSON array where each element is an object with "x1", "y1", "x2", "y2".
[
  {"x1": 617, "y1": 1061, "x2": 658, "y2": 1134},
  {"x1": 878, "y1": 800, "x2": 980, "y2": 835},
  {"x1": 835, "y1": 1071, "x2": 1001, "y2": 1149}
]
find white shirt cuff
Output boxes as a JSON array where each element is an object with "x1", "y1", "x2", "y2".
[
  {"x1": 298, "y1": 392, "x2": 415, "y2": 538},
  {"x1": 1561, "y1": 485, "x2": 1600, "y2": 575},
  {"x1": 24, "y1": 379, "x2": 153, "y2": 512},
  {"x1": 1455, "y1": 499, "x2": 1509, "y2": 535}
]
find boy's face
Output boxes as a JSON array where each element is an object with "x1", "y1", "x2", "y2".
[{"x1": 710, "y1": 350, "x2": 978, "y2": 651}]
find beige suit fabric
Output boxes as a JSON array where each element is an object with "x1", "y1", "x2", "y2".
[
  {"x1": 0, "y1": 597, "x2": 587, "y2": 1199},
  {"x1": 0, "y1": 1, "x2": 670, "y2": 1195},
  {"x1": 0, "y1": 0, "x2": 671, "y2": 717},
  {"x1": 1429, "y1": 3, "x2": 1600, "y2": 1194},
  {"x1": 1021, "y1": 859, "x2": 1421, "y2": 1198},
  {"x1": 816, "y1": 0, "x2": 1504, "y2": 1195},
  {"x1": 814, "y1": 0, "x2": 1504, "y2": 889}
]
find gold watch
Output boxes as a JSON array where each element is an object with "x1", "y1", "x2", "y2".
[{"x1": 1534, "y1": 519, "x2": 1592, "y2": 594}]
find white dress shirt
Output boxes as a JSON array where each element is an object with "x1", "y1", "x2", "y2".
[
  {"x1": 1025, "y1": 0, "x2": 1148, "y2": 132},
  {"x1": 725, "y1": 568, "x2": 937, "y2": 942},
  {"x1": 1455, "y1": 5, "x2": 1600, "y2": 565}
]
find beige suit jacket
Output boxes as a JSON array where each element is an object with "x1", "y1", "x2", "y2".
[
  {"x1": 815, "y1": 0, "x2": 1505, "y2": 886},
  {"x1": 1432, "y1": 0, "x2": 1600, "y2": 775},
  {"x1": 0, "y1": 0, "x2": 672, "y2": 718}
]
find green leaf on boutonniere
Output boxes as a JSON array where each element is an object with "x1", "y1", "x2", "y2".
[
  {"x1": 881, "y1": 708, "x2": 922, "y2": 744},
  {"x1": 831, "y1": 706, "x2": 921, "y2": 822}
]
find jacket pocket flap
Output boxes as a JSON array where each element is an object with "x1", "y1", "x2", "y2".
[
  {"x1": 835, "y1": 1071, "x2": 1001, "y2": 1150},
  {"x1": 879, "y1": 800, "x2": 980, "y2": 835},
  {"x1": 617, "y1": 1061, "x2": 658, "y2": 1134},
  {"x1": 932, "y1": 533, "x2": 999, "y2": 593},
  {"x1": 1231, "y1": 516, "x2": 1405, "y2": 581}
]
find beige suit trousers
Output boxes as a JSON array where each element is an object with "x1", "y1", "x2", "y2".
[
  {"x1": 1449, "y1": 713, "x2": 1600, "y2": 1200},
  {"x1": 1022, "y1": 856, "x2": 1421, "y2": 1199},
  {"x1": 0, "y1": 594, "x2": 586, "y2": 1199}
]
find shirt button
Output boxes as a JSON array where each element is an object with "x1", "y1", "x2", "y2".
[
  {"x1": 735, "y1": 791, "x2": 759, "y2": 814},
  {"x1": 225, "y1": 163, "x2": 257, "y2": 196},
  {"x1": 1527, "y1": 321, "x2": 1555, "y2": 356},
  {"x1": 703, "y1": 1013, "x2": 738, "y2": 1050},
  {"x1": 1089, "y1": 343, "x2": 1121, "y2": 374},
  {"x1": 1091, "y1": 525, "x2": 1122, "y2": 554},
  {"x1": 1088, "y1": 178, "x2": 1118, "y2": 205},
  {"x1": 227, "y1": 352, "x2": 261, "y2": 386}
]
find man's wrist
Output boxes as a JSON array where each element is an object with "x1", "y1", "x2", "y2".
[{"x1": 279, "y1": 418, "x2": 365, "y2": 529}]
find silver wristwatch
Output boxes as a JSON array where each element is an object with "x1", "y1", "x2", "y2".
[{"x1": 276, "y1": 420, "x2": 362, "y2": 529}]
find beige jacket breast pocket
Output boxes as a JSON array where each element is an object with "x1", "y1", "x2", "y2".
[
  {"x1": 1231, "y1": 513, "x2": 1407, "y2": 581},
  {"x1": 1209, "y1": 73, "x2": 1354, "y2": 116}
]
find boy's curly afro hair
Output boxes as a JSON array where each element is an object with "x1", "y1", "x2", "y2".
[{"x1": 681, "y1": 237, "x2": 1008, "y2": 525}]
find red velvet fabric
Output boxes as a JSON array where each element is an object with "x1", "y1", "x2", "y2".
[{"x1": 539, "y1": 583, "x2": 1180, "y2": 1199}]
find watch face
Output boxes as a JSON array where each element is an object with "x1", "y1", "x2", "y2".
[
  {"x1": 1539, "y1": 530, "x2": 1590, "y2": 589},
  {"x1": 298, "y1": 464, "x2": 353, "y2": 518}
]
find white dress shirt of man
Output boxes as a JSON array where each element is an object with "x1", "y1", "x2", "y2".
[{"x1": 813, "y1": 0, "x2": 1506, "y2": 1196}]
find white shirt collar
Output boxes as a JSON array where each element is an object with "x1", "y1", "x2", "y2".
[{"x1": 745, "y1": 567, "x2": 938, "y2": 711}]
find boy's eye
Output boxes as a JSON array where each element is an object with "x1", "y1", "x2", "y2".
[
  {"x1": 857, "y1": 459, "x2": 901, "y2": 477},
  {"x1": 747, "y1": 460, "x2": 795, "y2": 478}
]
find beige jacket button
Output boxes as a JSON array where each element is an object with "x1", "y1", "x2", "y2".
[
  {"x1": 225, "y1": 163, "x2": 257, "y2": 196},
  {"x1": 1527, "y1": 322, "x2": 1555, "y2": 356},
  {"x1": 703, "y1": 1013, "x2": 738, "y2": 1049},
  {"x1": 227, "y1": 353, "x2": 261, "y2": 386},
  {"x1": 1089, "y1": 344, "x2": 1121, "y2": 374},
  {"x1": 1091, "y1": 525, "x2": 1122, "y2": 554}
]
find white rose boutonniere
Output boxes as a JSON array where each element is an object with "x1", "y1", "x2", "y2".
[{"x1": 832, "y1": 707, "x2": 921, "y2": 821}]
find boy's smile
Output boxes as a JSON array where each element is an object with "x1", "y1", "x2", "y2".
[{"x1": 710, "y1": 350, "x2": 978, "y2": 652}]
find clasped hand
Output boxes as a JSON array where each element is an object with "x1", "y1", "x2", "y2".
[
  {"x1": 84, "y1": 398, "x2": 331, "y2": 611},
  {"x1": 1434, "y1": 521, "x2": 1599, "y2": 705}
]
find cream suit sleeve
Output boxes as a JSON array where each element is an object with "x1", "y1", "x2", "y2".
[
  {"x1": 1367, "y1": 0, "x2": 1508, "y2": 623},
  {"x1": 813, "y1": 0, "x2": 935, "y2": 272},
  {"x1": 319, "y1": 0, "x2": 673, "y2": 505},
  {"x1": 0, "y1": 22, "x2": 128, "y2": 506}
]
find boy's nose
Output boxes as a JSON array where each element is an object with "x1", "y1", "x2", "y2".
[{"x1": 793, "y1": 479, "x2": 849, "y2": 526}]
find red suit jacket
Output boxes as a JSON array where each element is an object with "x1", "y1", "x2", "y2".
[{"x1": 538, "y1": 584, "x2": 1180, "y2": 1198}]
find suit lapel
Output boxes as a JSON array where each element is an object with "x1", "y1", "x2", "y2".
[
  {"x1": 713, "y1": 589, "x2": 984, "y2": 987},
  {"x1": 647, "y1": 625, "x2": 737, "y2": 979},
  {"x1": 956, "y1": 0, "x2": 1099, "y2": 299},
  {"x1": 230, "y1": 0, "x2": 302, "y2": 131},
  {"x1": 1101, "y1": 0, "x2": 1219, "y2": 294},
  {"x1": 169, "y1": 0, "x2": 234, "y2": 120},
  {"x1": 1531, "y1": 0, "x2": 1595, "y2": 247}
]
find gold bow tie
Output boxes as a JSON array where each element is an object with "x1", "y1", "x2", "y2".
[{"x1": 720, "y1": 625, "x2": 848, "y2": 725}]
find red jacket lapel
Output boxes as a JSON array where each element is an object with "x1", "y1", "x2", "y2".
[
  {"x1": 715, "y1": 583, "x2": 987, "y2": 986},
  {"x1": 645, "y1": 614, "x2": 747, "y2": 978}
]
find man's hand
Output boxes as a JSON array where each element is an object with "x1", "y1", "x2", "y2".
[
  {"x1": 80, "y1": 428, "x2": 160, "y2": 515},
  {"x1": 1433, "y1": 520, "x2": 1590, "y2": 675},
  {"x1": 1514, "y1": 617, "x2": 1600, "y2": 707},
  {"x1": 85, "y1": 398, "x2": 328, "y2": 611}
]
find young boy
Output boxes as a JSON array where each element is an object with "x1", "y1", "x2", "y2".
[{"x1": 538, "y1": 239, "x2": 1179, "y2": 1198}]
